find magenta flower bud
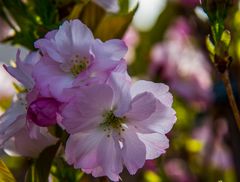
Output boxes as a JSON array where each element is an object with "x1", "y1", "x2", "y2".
[{"x1": 27, "y1": 98, "x2": 60, "y2": 127}]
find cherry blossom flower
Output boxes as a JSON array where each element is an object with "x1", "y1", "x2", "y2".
[
  {"x1": 34, "y1": 19, "x2": 127, "y2": 101},
  {"x1": 0, "y1": 93, "x2": 58, "y2": 157},
  {"x1": 1, "y1": 51, "x2": 58, "y2": 157},
  {"x1": 62, "y1": 73, "x2": 176, "y2": 181},
  {"x1": 150, "y1": 18, "x2": 212, "y2": 108},
  {"x1": 92, "y1": 0, "x2": 119, "y2": 13}
]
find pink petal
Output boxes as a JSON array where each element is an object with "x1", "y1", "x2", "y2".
[
  {"x1": 33, "y1": 56, "x2": 74, "y2": 100},
  {"x1": 97, "y1": 134, "x2": 123, "y2": 181},
  {"x1": 125, "y1": 92, "x2": 156, "y2": 121},
  {"x1": 91, "y1": 39, "x2": 127, "y2": 71},
  {"x1": 35, "y1": 39, "x2": 64, "y2": 63},
  {"x1": 137, "y1": 133, "x2": 169, "y2": 160},
  {"x1": 106, "y1": 72, "x2": 131, "y2": 116},
  {"x1": 0, "y1": 94, "x2": 26, "y2": 146},
  {"x1": 70, "y1": 19, "x2": 94, "y2": 56},
  {"x1": 121, "y1": 126, "x2": 146, "y2": 174},
  {"x1": 132, "y1": 101, "x2": 176, "y2": 134},
  {"x1": 65, "y1": 130, "x2": 105, "y2": 169},
  {"x1": 3, "y1": 50, "x2": 40, "y2": 89},
  {"x1": 4, "y1": 125, "x2": 57, "y2": 158},
  {"x1": 0, "y1": 115, "x2": 26, "y2": 147},
  {"x1": 131, "y1": 80, "x2": 173, "y2": 107},
  {"x1": 54, "y1": 21, "x2": 73, "y2": 58}
]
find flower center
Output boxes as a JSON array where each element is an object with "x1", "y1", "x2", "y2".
[
  {"x1": 69, "y1": 55, "x2": 89, "y2": 77},
  {"x1": 101, "y1": 110, "x2": 126, "y2": 136}
]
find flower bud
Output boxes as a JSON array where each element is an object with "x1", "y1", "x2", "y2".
[{"x1": 27, "y1": 98, "x2": 60, "y2": 127}]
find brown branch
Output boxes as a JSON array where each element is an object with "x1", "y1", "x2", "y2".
[{"x1": 221, "y1": 70, "x2": 240, "y2": 130}]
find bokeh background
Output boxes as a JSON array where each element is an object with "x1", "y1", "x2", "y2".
[{"x1": 0, "y1": 0, "x2": 240, "y2": 181}]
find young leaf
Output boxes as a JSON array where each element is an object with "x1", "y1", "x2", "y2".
[
  {"x1": 221, "y1": 30, "x2": 231, "y2": 49},
  {"x1": 206, "y1": 34, "x2": 215, "y2": 55},
  {"x1": 94, "y1": 4, "x2": 138, "y2": 41}
]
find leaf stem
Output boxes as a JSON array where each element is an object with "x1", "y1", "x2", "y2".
[{"x1": 221, "y1": 70, "x2": 240, "y2": 130}]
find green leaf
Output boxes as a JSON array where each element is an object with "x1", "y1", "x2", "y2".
[
  {"x1": 79, "y1": 1, "x2": 106, "y2": 31},
  {"x1": 94, "y1": 4, "x2": 138, "y2": 41},
  {"x1": 25, "y1": 141, "x2": 60, "y2": 182},
  {"x1": 0, "y1": 158, "x2": 16, "y2": 182},
  {"x1": 118, "y1": 0, "x2": 129, "y2": 14},
  {"x1": 68, "y1": 0, "x2": 90, "y2": 19},
  {"x1": 220, "y1": 30, "x2": 231, "y2": 49},
  {"x1": 206, "y1": 34, "x2": 215, "y2": 56}
]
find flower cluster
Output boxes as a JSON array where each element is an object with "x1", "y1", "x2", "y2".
[{"x1": 0, "y1": 19, "x2": 176, "y2": 181}]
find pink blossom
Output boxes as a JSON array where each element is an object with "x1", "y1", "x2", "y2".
[
  {"x1": 34, "y1": 19, "x2": 127, "y2": 101},
  {"x1": 0, "y1": 94, "x2": 58, "y2": 157},
  {"x1": 92, "y1": 0, "x2": 119, "y2": 13},
  {"x1": 1, "y1": 51, "x2": 58, "y2": 157},
  {"x1": 164, "y1": 158, "x2": 196, "y2": 182},
  {"x1": 192, "y1": 118, "x2": 233, "y2": 170},
  {"x1": 27, "y1": 97, "x2": 61, "y2": 127},
  {"x1": 123, "y1": 26, "x2": 140, "y2": 64},
  {"x1": 62, "y1": 73, "x2": 176, "y2": 181},
  {"x1": 150, "y1": 18, "x2": 212, "y2": 108}
]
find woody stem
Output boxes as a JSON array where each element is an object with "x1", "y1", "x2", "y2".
[{"x1": 221, "y1": 70, "x2": 240, "y2": 130}]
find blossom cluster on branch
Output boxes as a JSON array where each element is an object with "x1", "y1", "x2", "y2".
[{"x1": 0, "y1": 19, "x2": 176, "y2": 181}]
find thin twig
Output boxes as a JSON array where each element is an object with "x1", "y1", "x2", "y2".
[{"x1": 221, "y1": 70, "x2": 240, "y2": 130}]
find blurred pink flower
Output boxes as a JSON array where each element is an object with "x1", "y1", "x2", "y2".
[
  {"x1": 193, "y1": 118, "x2": 233, "y2": 170},
  {"x1": 62, "y1": 73, "x2": 176, "y2": 181},
  {"x1": 0, "y1": 17, "x2": 14, "y2": 42},
  {"x1": 34, "y1": 19, "x2": 127, "y2": 101},
  {"x1": 123, "y1": 26, "x2": 140, "y2": 64},
  {"x1": 164, "y1": 158, "x2": 196, "y2": 182},
  {"x1": 151, "y1": 18, "x2": 212, "y2": 108},
  {"x1": 144, "y1": 160, "x2": 157, "y2": 172}
]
